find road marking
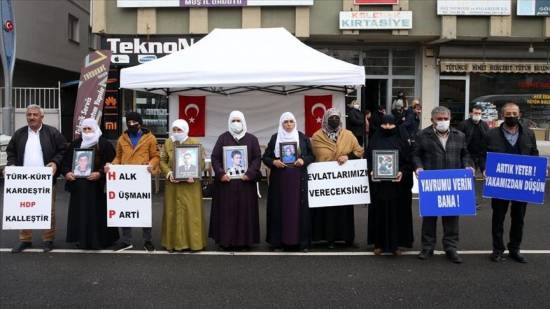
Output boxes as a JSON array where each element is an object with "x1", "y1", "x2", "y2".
[{"x1": 1, "y1": 248, "x2": 549, "y2": 255}]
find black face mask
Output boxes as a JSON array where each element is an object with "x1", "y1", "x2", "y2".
[
  {"x1": 504, "y1": 116, "x2": 519, "y2": 127},
  {"x1": 127, "y1": 125, "x2": 140, "y2": 134},
  {"x1": 382, "y1": 127, "x2": 397, "y2": 136},
  {"x1": 327, "y1": 118, "x2": 340, "y2": 130}
]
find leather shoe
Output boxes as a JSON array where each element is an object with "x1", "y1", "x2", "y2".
[
  {"x1": 42, "y1": 241, "x2": 54, "y2": 253},
  {"x1": 509, "y1": 251, "x2": 527, "y2": 264},
  {"x1": 417, "y1": 249, "x2": 433, "y2": 260},
  {"x1": 11, "y1": 242, "x2": 32, "y2": 253},
  {"x1": 490, "y1": 252, "x2": 506, "y2": 262},
  {"x1": 446, "y1": 250, "x2": 463, "y2": 264}
]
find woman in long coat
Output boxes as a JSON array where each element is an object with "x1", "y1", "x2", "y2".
[
  {"x1": 310, "y1": 108, "x2": 364, "y2": 248},
  {"x1": 62, "y1": 118, "x2": 119, "y2": 249},
  {"x1": 367, "y1": 114, "x2": 414, "y2": 255},
  {"x1": 262, "y1": 112, "x2": 315, "y2": 251},
  {"x1": 160, "y1": 119, "x2": 206, "y2": 252},
  {"x1": 209, "y1": 111, "x2": 262, "y2": 249}
]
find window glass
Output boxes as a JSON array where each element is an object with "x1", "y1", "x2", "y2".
[
  {"x1": 365, "y1": 49, "x2": 389, "y2": 75},
  {"x1": 135, "y1": 91, "x2": 169, "y2": 137},
  {"x1": 392, "y1": 49, "x2": 415, "y2": 75}
]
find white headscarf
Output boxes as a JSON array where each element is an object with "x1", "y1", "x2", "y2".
[
  {"x1": 80, "y1": 118, "x2": 102, "y2": 148},
  {"x1": 170, "y1": 119, "x2": 189, "y2": 143},
  {"x1": 228, "y1": 110, "x2": 247, "y2": 141},
  {"x1": 274, "y1": 112, "x2": 299, "y2": 158}
]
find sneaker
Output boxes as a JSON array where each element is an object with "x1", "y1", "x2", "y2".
[
  {"x1": 144, "y1": 241, "x2": 155, "y2": 252},
  {"x1": 11, "y1": 242, "x2": 32, "y2": 253},
  {"x1": 42, "y1": 241, "x2": 54, "y2": 253},
  {"x1": 113, "y1": 242, "x2": 133, "y2": 252},
  {"x1": 417, "y1": 249, "x2": 434, "y2": 260}
]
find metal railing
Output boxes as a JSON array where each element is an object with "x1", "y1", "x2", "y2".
[{"x1": 0, "y1": 86, "x2": 60, "y2": 109}]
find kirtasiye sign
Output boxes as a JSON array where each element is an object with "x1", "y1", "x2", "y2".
[{"x1": 340, "y1": 11, "x2": 412, "y2": 30}]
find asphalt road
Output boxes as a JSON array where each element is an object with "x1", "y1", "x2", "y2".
[{"x1": 1, "y1": 179, "x2": 549, "y2": 308}]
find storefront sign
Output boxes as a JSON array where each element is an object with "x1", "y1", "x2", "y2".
[
  {"x1": 418, "y1": 169, "x2": 476, "y2": 217},
  {"x1": 517, "y1": 0, "x2": 550, "y2": 16},
  {"x1": 354, "y1": 0, "x2": 399, "y2": 5},
  {"x1": 339, "y1": 11, "x2": 412, "y2": 30},
  {"x1": 483, "y1": 153, "x2": 547, "y2": 204},
  {"x1": 440, "y1": 60, "x2": 550, "y2": 74},
  {"x1": 437, "y1": 0, "x2": 511, "y2": 15},
  {"x1": 307, "y1": 159, "x2": 370, "y2": 208},
  {"x1": 2, "y1": 167, "x2": 53, "y2": 230},
  {"x1": 102, "y1": 68, "x2": 122, "y2": 140},
  {"x1": 527, "y1": 94, "x2": 550, "y2": 105},
  {"x1": 117, "y1": 0, "x2": 314, "y2": 7},
  {"x1": 106, "y1": 165, "x2": 152, "y2": 227},
  {"x1": 102, "y1": 36, "x2": 201, "y2": 66}
]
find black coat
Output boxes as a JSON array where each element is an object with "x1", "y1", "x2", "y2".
[
  {"x1": 456, "y1": 118, "x2": 489, "y2": 152},
  {"x1": 6, "y1": 124, "x2": 67, "y2": 182},
  {"x1": 485, "y1": 123, "x2": 538, "y2": 156},
  {"x1": 412, "y1": 126, "x2": 472, "y2": 170},
  {"x1": 345, "y1": 107, "x2": 365, "y2": 138},
  {"x1": 262, "y1": 132, "x2": 315, "y2": 247}
]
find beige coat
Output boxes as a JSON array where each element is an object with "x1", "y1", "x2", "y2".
[
  {"x1": 112, "y1": 129, "x2": 160, "y2": 175},
  {"x1": 310, "y1": 128, "x2": 364, "y2": 162}
]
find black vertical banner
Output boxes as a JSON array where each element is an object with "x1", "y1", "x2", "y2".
[{"x1": 102, "y1": 68, "x2": 121, "y2": 140}]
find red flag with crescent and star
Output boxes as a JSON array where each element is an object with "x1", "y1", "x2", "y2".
[
  {"x1": 179, "y1": 96, "x2": 206, "y2": 136},
  {"x1": 304, "y1": 95, "x2": 332, "y2": 137}
]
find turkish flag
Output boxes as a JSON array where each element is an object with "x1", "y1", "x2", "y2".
[
  {"x1": 305, "y1": 95, "x2": 332, "y2": 137},
  {"x1": 179, "y1": 96, "x2": 206, "y2": 136}
]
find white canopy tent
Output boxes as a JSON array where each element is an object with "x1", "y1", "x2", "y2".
[{"x1": 119, "y1": 28, "x2": 365, "y2": 155}]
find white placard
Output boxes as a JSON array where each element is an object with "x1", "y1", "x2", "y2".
[
  {"x1": 307, "y1": 159, "x2": 370, "y2": 208},
  {"x1": 339, "y1": 11, "x2": 413, "y2": 30},
  {"x1": 2, "y1": 166, "x2": 53, "y2": 230},
  {"x1": 106, "y1": 165, "x2": 152, "y2": 227},
  {"x1": 437, "y1": 0, "x2": 511, "y2": 16}
]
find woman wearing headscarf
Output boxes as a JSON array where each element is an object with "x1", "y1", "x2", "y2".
[
  {"x1": 367, "y1": 114, "x2": 414, "y2": 255},
  {"x1": 62, "y1": 118, "x2": 119, "y2": 249},
  {"x1": 310, "y1": 108, "x2": 364, "y2": 248},
  {"x1": 262, "y1": 112, "x2": 315, "y2": 251},
  {"x1": 160, "y1": 119, "x2": 206, "y2": 252},
  {"x1": 209, "y1": 111, "x2": 262, "y2": 250}
]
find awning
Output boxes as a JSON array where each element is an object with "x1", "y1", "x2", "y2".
[{"x1": 120, "y1": 28, "x2": 365, "y2": 95}]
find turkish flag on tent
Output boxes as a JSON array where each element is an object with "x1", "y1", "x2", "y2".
[
  {"x1": 304, "y1": 95, "x2": 332, "y2": 137},
  {"x1": 179, "y1": 96, "x2": 206, "y2": 136}
]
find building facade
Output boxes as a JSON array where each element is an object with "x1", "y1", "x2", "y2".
[{"x1": 92, "y1": 0, "x2": 550, "y2": 138}]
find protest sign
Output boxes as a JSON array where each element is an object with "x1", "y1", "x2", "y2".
[
  {"x1": 483, "y1": 152, "x2": 547, "y2": 204},
  {"x1": 106, "y1": 165, "x2": 152, "y2": 227},
  {"x1": 307, "y1": 159, "x2": 370, "y2": 208},
  {"x1": 2, "y1": 166, "x2": 53, "y2": 229},
  {"x1": 418, "y1": 169, "x2": 476, "y2": 217}
]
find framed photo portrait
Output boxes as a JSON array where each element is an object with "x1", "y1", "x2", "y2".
[
  {"x1": 174, "y1": 144, "x2": 201, "y2": 180},
  {"x1": 372, "y1": 150, "x2": 399, "y2": 180},
  {"x1": 223, "y1": 145, "x2": 248, "y2": 179},
  {"x1": 73, "y1": 149, "x2": 95, "y2": 178},
  {"x1": 279, "y1": 142, "x2": 298, "y2": 165}
]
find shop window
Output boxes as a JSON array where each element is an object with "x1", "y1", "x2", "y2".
[
  {"x1": 392, "y1": 79, "x2": 415, "y2": 105},
  {"x1": 135, "y1": 91, "x2": 169, "y2": 137},
  {"x1": 470, "y1": 74, "x2": 550, "y2": 128},
  {"x1": 392, "y1": 49, "x2": 415, "y2": 75},
  {"x1": 68, "y1": 14, "x2": 80, "y2": 44},
  {"x1": 365, "y1": 49, "x2": 389, "y2": 75}
]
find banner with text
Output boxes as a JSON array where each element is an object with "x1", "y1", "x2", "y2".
[
  {"x1": 418, "y1": 169, "x2": 476, "y2": 217},
  {"x1": 483, "y1": 152, "x2": 547, "y2": 204},
  {"x1": 307, "y1": 159, "x2": 370, "y2": 208},
  {"x1": 106, "y1": 165, "x2": 152, "y2": 227},
  {"x1": 2, "y1": 166, "x2": 53, "y2": 229}
]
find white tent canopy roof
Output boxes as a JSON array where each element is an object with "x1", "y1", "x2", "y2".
[{"x1": 120, "y1": 28, "x2": 365, "y2": 93}]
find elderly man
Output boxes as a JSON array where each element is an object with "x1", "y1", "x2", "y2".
[
  {"x1": 413, "y1": 106, "x2": 473, "y2": 264},
  {"x1": 6, "y1": 104, "x2": 66, "y2": 253},
  {"x1": 485, "y1": 102, "x2": 539, "y2": 264}
]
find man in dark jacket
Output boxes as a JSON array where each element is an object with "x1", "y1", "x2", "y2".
[
  {"x1": 456, "y1": 105, "x2": 489, "y2": 174},
  {"x1": 485, "y1": 102, "x2": 539, "y2": 264},
  {"x1": 345, "y1": 100, "x2": 365, "y2": 146},
  {"x1": 403, "y1": 99, "x2": 422, "y2": 138},
  {"x1": 6, "y1": 104, "x2": 66, "y2": 253},
  {"x1": 413, "y1": 106, "x2": 473, "y2": 264}
]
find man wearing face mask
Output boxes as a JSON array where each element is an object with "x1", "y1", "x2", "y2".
[
  {"x1": 108, "y1": 111, "x2": 160, "y2": 252},
  {"x1": 485, "y1": 102, "x2": 538, "y2": 264},
  {"x1": 413, "y1": 106, "x2": 473, "y2": 264},
  {"x1": 457, "y1": 105, "x2": 489, "y2": 177},
  {"x1": 345, "y1": 99, "x2": 365, "y2": 146}
]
